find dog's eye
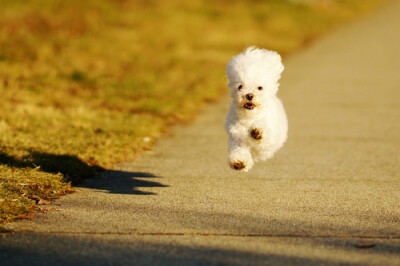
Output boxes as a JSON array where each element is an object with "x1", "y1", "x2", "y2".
[
  {"x1": 238, "y1": 84, "x2": 242, "y2": 90},
  {"x1": 258, "y1": 86, "x2": 263, "y2": 91}
]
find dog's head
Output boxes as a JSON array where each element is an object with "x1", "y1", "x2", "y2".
[{"x1": 226, "y1": 47, "x2": 284, "y2": 111}]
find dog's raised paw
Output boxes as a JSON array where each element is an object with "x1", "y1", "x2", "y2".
[
  {"x1": 251, "y1": 128, "x2": 263, "y2": 140},
  {"x1": 231, "y1": 161, "x2": 245, "y2": 171}
]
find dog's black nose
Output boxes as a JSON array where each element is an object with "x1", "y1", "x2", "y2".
[{"x1": 246, "y1": 93, "x2": 254, "y2": 101}]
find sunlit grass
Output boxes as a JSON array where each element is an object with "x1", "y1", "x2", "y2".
[{"x1": 0, "y1": 0, "x2": 387, "y2": 223}]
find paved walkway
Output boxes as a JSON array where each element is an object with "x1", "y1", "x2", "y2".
[{"x1": 2, "y1": 1, "x2": 400, "y2": 265}]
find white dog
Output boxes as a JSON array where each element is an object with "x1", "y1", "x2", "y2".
[{"x1": 225, "y1": 47, "x2": 288, "y2": 172}]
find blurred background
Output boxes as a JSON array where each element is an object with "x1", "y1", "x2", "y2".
[{"x1": 0, "y1": 0, "x2": 386, "y2": 223}]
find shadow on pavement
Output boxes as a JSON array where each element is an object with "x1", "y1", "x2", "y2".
[
  {"x1": 4, "y1": 232, "x2": 394, "y2": 266},
  {"x1": 0, "y1": 152, "x2": 167, "y2": 195},
  {"x1": 78, "y1": 170, "x2": 168, "y2": 195}
]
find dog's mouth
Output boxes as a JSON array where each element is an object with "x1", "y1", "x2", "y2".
[{"x1": 243, "y1": 102, "x2": 256, "y2": 110}]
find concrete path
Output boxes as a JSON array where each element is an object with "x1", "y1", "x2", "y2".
[{"x1": 2, "y1": 1, "x2": 400, "y2": 265}]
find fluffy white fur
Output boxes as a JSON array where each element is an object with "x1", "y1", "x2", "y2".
[{"x1": 225, "y1": 47, "x2": 288, "y2": 172}]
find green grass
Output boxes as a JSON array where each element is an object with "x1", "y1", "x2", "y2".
[{"x1": 0, "y1": 0, "x2": 387, "y2": 224}]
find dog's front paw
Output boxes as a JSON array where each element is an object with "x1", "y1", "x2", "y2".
[
  {"x1": 231, "y1": 161, "x2": 246, "y2": 171},
  {"x1": 250, "y1": 128, "x2": 263, "y2": 140}
]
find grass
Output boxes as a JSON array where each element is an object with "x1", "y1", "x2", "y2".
[{"x1": 0, "y1": 0, "x2": 388, "y2": 224}]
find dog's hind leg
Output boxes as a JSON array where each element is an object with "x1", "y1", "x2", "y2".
[{"x1": 252, "y1": 148, "x2": 275, "y2": 162}]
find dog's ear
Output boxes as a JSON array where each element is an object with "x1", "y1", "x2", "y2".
[
  {"x1": 263, "y1": 50, "x2": 284, "y2": 76},
  {"x1": 226, "y1": 59, "x2": 239, "y2": 87},
  {"x1": 226, "y1": 59, "x2": 242, "y2": 99},
  {"x1": 259, "y1": 49, "x2": 284, "y2": 95}
]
